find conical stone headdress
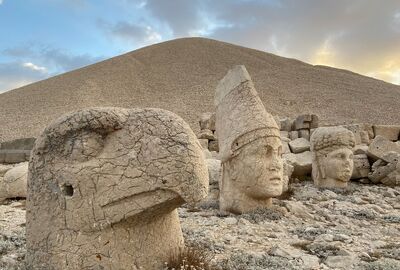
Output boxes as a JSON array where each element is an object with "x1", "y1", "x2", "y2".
[{"x1": 215, "y1": 65, "x2": 280, "y2": 162}]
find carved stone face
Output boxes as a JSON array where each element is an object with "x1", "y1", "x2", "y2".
[
  {"x1": 320, "y1": 148, "x2": 354, "y2": 183},
  {"x1": 227, "y1": 136, "x2": 283, "y2": 199}
]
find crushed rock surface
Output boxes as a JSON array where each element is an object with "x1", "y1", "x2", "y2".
[{"x1": 0, "y1": 181, "x2": 399, "y2": 269}]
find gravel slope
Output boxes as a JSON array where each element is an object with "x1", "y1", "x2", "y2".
[{"x1": 1, "y1": 37, "x2": 400, "y2": 142}]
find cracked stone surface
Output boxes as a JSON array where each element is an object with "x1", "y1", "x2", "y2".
[
  {"x1": 215, "y1": 66, "x2": 283, "y2": 214},
  {"x1": 25, "y1": 107, "x2": 208, "y2": 270},
  {"x1": 311, "y1": 127, "x2": 356, "y2": 189},
  {"x1": 1, "y1": 180, "x2": 400, "y2": 269}
]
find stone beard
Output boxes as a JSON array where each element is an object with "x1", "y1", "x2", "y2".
[
  {"x1": 219, "y1": 131, "x2": 283, "y2": 214},
  {"x1": 311, "y1": 127, "x2": 356, "y2": 188}
]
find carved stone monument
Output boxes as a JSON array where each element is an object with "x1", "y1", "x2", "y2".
[
  {"x1": 215, "y1": 65, "x2": 283, "y2": 214},
  {"x1": 311, "y1": 126, "x2": 355, "y2": 188},
  {"x1": 26, "y1": 107, "x2": 208, "y2": 270}
]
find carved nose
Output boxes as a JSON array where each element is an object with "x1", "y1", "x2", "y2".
[{"x1": 269, "y1": 153, "x2": 281, "y2": 171}]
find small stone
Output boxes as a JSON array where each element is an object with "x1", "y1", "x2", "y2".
[
  {"x1": 324, "y1": 255, "x2": 356, "y2": 269},
  {"x1": 208, "y1": 140, "x2": 219, "y2": 152},
  {"x1": 224, "y1": 217, "x2": 238, "y2": 225}
]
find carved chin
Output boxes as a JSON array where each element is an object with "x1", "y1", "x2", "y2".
[
  {"x1": 249, "y1": 183, "x2": 283, "y2": 199},
  {"x1": 337, "y1": 171, "x2": 352, "y2": 182}
]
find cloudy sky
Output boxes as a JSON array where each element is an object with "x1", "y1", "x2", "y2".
[{"x1": 1, "y1": 0, "x2": 399, "y2": 93}]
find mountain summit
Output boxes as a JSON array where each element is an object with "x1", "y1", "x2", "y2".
[{"x1": 1, "y1": 37, "x2": 399, "y2": 142}]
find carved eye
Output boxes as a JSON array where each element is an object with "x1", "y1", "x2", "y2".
[{"x1": 66, "y1": 132, "x2": 105, "y2": 162}]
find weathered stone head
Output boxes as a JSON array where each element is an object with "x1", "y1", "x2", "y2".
[
  {"x1": 311, "y1": 126, "x2": 355, "y2": 188},
  {"x1": 215, "y1": 66, "x2": 283, "y2": 214},
  {"x1": 26, "y1": 107, "x2": 208, "y2": 270}
]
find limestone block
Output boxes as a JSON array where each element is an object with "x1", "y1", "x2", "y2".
[
  {"x1": 369, "y1": 152, "x2": 400, "y2": 186},
  {"x1": 353, "y1": 145, "x2": 368, "y2": 155},
  {"x1": 289, "y1": 138, "x2": 310, "y2": 154},
  {"x1": 283, "y1": 151, "x2": 312, "y2": 178},
  {"x1": 199, "y1": 112, "x2": 216, "y2": 131},
  {"x1": 293, "y1": 114, "x2": 311, "y2": 130},
  {"x1": 282, "y1": 158, "x2": 294, "y2": 193},
  {"x1": 310, "y1": 128, "x2": 316, "y2": 137},
  {"x1": 0, "y1": 150, "x2": 31, "y2": 164},
  {"x1": 280, "y1": 131, "x2": 289, "y2": 139},
  {"x1": 206, "y1": 158, "x2": 221, "y2": 185},
  {"x1": 343, "y1": 124, "x2": 363, "y2": 145},
  {"x1": 0, "y1": 137, "x2": 36, "y2": 150},
  {"x1": 360, "y1": 131, "x2": 370, "y2": 145},
  {"x1": 0, "y1": 162, "x2": 28, "y2": 203},
  {"x1": 367, "y1": 135, "x2": 400, "y2": 161},
  {"x1": 373, "y1": 125, "x2": 400, "y2": 141},
  {"x1": 198, "y1": 129, "x2": 216, "y2": 140},
  {"x1": 26, "y1": 108, "x2": 209, "y2": 270},
  {"x1": 208, "y1": 140, "x2": 219, "y2": 152},
  {"x1": 280, "y1": 117, "x2": 292, "y2": 132},
  {"x1": 351, "y1": 154, "x2": 370, "y2": 179},
  {"x1": 282, "y1": 141, "x2": 291, "y2": 154},
  {"x1": 299, "y1": 129, "x2": 310, "y2": 141},
  {"x1": 0, "y1": 164, "x2": 13, "y2": 177},
  {"x1": 310, "y1": 114, "x2": 319, "y2": 129},
  {"x1": 289, "y1": 131, "x2": 299, "y2": 140}
]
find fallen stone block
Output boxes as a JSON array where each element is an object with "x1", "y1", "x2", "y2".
[
  {"x1": 373, "y1": 125, "x2": 400, "y2": 141},
  {"x1": 283, "y1": 151, "x2": 312, "y2": 178},
  {"x1": 289, "y1": 138, "x2": 310, "y2": 154},
  {"x1": 198, "y1": 129, "x2": 216, "y2": 140},
  {"x1": 367, "y1": 135, "x2": 400, "y2": 161},
  {"x1": 352, "y1": 154, "x2": 370, "y2": 179},
  {"x1": 0, "y1": 150, "x2": 31, "y2": 164},
  {"x1": 310, "y1": 114, "x2": 319, "y2": 129},
  {"x1": 0, "y1": 137, "x2": 36, "y2": 151},
  {"x1": 208, "y1": 140, "x2": 219, "y2": 152},
  {"x1": 0, "y1": 162, "x2": 28, "y2": 203}
]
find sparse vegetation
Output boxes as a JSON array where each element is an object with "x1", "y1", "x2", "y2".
[{"x1": 163, "y1": 245, "x2": 217, "y2": 270}]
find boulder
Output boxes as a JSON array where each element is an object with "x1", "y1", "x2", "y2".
[
  {"x1": 0, "y1": 162, "x2": 28, "y2": 203},
  {"x1": 367, "y1": 136, "x2": 400, "y2": 161},
  {"x1": 352, "y1": 154, "x2": 370, "y2": 179},
  {"x1": 283, "y1": 151, "x2": 312, "y2": 178},
  {"x1": 289, "y1": 138, "x2": 310, "y2": 154},
  {"x1": 373, "y1": 125, "x2": 400, "y2": 141},
  {"x1": 0, "y1": 164, "x2": 14, "y2": 177},
  {"x1": 198, "y1": 129, "x2": 216, "y2": 140}
]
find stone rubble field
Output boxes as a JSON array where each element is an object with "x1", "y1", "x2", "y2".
[{"x1": 1, "y1": 180, "x2": 399, "y2": 270}]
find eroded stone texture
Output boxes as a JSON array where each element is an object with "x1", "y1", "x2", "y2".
[
  {"x1": 215, "y1": 66, "x2": 283, "y2": 214},
  {"x1": 0, "y1": 162, "x2": 28, "y2": 203},
  {"x1": 311, "y1": 127, "x2": 356, "y2": 188},
  {"x1": 369, "y1": 152, "x2": 400, "y2": 186},
  {"x1": 352, "y1": 154, "x2": 370, "y2": 179},
  {"x1": 26, "y1": 107, "x2": 209, "y2": 270}
]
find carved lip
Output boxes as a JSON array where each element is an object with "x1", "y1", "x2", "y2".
[{"x1": 269, "y1": 177, "x2": 281, "y2": 184}]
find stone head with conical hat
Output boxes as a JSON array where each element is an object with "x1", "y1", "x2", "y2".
[{"x1": 215, "y1": 65, "x2": 283, "y2": 214}]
